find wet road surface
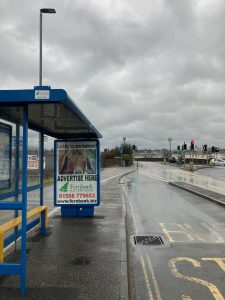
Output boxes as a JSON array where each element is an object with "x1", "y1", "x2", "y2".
[
  {"x1": 139, "y1": 162, "x2": 225, "y2": 195},
  {"x1": 1, "y1": 164, "x2": 225, "y2": 299},
  {"x1": 122, "y1": 169, "x2": 225, "y2": 300},
  {"x1": 197, "y1": 166, "x2": 225, "y2": 182}
]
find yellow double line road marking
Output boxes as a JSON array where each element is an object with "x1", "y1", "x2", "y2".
[
  {"x1": 140, "y1": 254, "x2": 154, "y2": 300},
  {"x1": 140, "y1": 254, "x2": 162, "y2": 300}
]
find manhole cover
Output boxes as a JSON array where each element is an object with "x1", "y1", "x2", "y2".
[
  {"x1": 72, "y1": 256, "x2": 91, "y2": 265},
  {"x1": 93, "y1": 216, "x2": 105, "y2": 219},
  {"x1": 134, "y1": 235, "x2": 164, "y2": 246}
]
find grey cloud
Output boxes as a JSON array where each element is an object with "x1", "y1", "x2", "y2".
[{"x1": 1, "y1": 0, "x2": 225, "y2": 150}]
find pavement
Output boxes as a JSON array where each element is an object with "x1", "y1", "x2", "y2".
[
  {"x1": 169, "y1": 181, "x2": 225, "y2": 206},
  {"x1": 0, "y1": 171, "x2": 132, "y2": 300}
]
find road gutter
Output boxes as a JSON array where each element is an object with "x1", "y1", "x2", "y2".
[
  {"x1": 118, "y1": 168, "x2": 137, "y2": 185},
  {"x1": 118, "y1": 169, "x2": 137, "y2": 300},
  {"x1": 120, "y1": 194, "x2": 129, "y2": 300}
]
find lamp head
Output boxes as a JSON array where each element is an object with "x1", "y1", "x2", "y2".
[{"x1": 40, "y1": 8, "x2": 56, "y2": 14}]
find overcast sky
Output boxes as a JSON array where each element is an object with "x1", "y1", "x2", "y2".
[{"x1": 1, "y1": 0, "x2": 225, "y2": 150}]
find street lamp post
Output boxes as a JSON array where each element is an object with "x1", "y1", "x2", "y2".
[{"x1": 39, "y1": 8, "x2": 56, "y2": 86}]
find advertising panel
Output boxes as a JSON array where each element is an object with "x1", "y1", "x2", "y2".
[
  {"x1": 54, "y1": 139, "x2": 100, "y2": 206},
  {"x1": 0, "y1": 122, "x2": 12, "y2": 189}
]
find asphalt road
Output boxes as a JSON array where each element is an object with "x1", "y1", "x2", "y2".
[{"x1": 122, "y1": 168, "x2": 225, "y2": 300}]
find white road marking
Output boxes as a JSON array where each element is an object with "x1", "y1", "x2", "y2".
[
  {"x1": 138, "y1": 170, "x2": 169, "y2": 183},
  {"x1": 101, "y1": 174, "x2": 121, "y2": 183}
]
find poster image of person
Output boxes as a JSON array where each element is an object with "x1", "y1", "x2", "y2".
[{"x1": 59, "y1": 149, "x2": 96, "y2": 175}]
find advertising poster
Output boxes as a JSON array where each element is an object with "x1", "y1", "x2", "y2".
[
  {"x1": 27, "y1": 155, "x2": 45, "y2": 170},
  {"x1": 28, "y1": 155, "x2": 39, "y2": 170},
  {"x1": 0, "y1": 122, "x2": 12, "y2": 189},
  {"x1": 55, "y1": 140, "x2": 99, "y2": 206}
]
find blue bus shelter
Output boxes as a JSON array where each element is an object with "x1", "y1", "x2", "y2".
[{"x1": 0, "y1": 86, "x2": 102, "y2": 295}]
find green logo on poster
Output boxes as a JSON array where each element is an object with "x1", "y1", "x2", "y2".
[{"x1": 60, "y1": 182, "x2": 69, "y2": 192}]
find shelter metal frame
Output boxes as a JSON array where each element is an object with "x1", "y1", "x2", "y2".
[{"x1": 0, "y1": 86, "x2": 101, "y2": 295}]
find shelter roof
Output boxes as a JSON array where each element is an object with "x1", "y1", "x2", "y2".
[{"x1": 0, "y1": 86, "x2": 102, "y2": 139}]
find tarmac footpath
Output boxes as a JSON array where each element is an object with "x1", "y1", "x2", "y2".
[{"x1": 0, "y1": 174, "x2": 131, "y2": 300}]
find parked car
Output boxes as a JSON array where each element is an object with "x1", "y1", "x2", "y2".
[
  {"x1": 213, "y1": 159, "x2": 225, "y2": 166},
  {"x1": 169, "y1": 157, "x2": 178, "y2": 163}
]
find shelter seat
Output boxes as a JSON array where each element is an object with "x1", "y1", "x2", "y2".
[{"x1": 0, "y1": 206, "x2": 48, "y2": 263}]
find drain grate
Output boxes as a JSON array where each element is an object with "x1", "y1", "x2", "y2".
[
  {"x1": 134, "y1": 235, "x2": 164, "y2": 246},
  {"x1": 72, "y1": 256, "x2": 91, "y2": 265}
]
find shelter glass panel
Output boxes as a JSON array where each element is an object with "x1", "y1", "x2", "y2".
[
  {"x1": 0, "y1": 117, "x2": 20, "y2": 195},
  {"x1": 27, "y1": 129, "x2": 40, "y2": 187},
  {"x1": 0, "y1": 105, "x2": 23, "y2": 189},
  {"x1": 44, "y1": 140, "x2": 54, "y2": 185}
]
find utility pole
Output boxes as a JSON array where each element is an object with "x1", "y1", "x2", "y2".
[
  {"x1": 123, "y1": 137, "x2": 126, "y2": 147},
  {"x1": 168, "y1": 137, "x2": 172, "y2": 159},
  {"x1": 122, "y1": 137, "x2": 126, "y2": 167}
]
